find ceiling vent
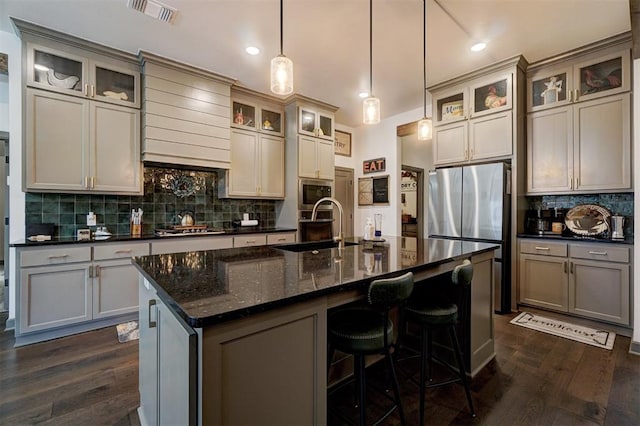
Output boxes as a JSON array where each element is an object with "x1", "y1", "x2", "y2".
[{"x1": 127, "y1": 0, "x2": 176, "y2": 24}]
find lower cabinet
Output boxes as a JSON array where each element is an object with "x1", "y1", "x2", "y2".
[
  {"x1": 138, "y1": 278, "x2": 196, "y2": 426},
  {"x1": 518, "y1": 239, "x2": 631, "y2": 326},
  {"x1": 16, "y1": 241, "x2": 149, "y2": 344}
]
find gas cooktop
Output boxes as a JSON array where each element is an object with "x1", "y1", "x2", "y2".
[{"x1": 154, "y1": 225, "x2": 225, "y2": 237}]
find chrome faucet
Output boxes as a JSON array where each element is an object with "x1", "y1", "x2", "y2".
[{"x1": 311, "y1": 197, "x2": 344, "y2": 249}]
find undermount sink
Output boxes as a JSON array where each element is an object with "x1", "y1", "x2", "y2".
[{"x1": 274, "y1": 240, "x2": 360, "y2": 253}]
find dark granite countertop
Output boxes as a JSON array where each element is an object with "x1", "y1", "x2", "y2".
[
  {"x1": 10, "y1": 227, "x2": 297, "y2": 247},
  {"x1": 517, "y1": 233, "x2": 633, "y2": 245},
  {"x1": 132, "y1": 236, "x2": 499, "y2": 328}
]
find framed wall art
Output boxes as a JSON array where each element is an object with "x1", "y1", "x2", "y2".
[
  {"x1": 358, "y1": 175, "x2": 389, "y2": 206},
  {"x1": 334, "y1": 129, "x2": 351, "y2": 157}
]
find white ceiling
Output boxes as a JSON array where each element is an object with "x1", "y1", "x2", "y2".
[{"x1": 1, "y1": 0, "x2": 632, "y2": 127}]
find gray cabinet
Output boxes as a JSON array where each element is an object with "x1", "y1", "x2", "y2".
[
  {"x1": 16, "y1": 241, "x2": 149, "y2": 344},
  {"x1": 526, "y1": 39, "x2": 631, "y2": 194},
  {"x1": 150, "y1": 236, "x2": 233, "y2": 255},
  {"x1": 518, "y1": 239, "x2": 631, "y2": 326},
  {"x1": 138, "y1": 278, "x2": 196, "y2": 426},
  {"x1": 430, "y1": 62, "x2": 523, "y2": 167},
  {"x1": 298, "y1": 135, "x2": 334, "y2": 180}
]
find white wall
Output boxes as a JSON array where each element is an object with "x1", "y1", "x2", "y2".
[
  {"x1": 632, "y1": 58, "x2": 640, "y2": 351},
  {"x1": 351, "y1": 106, "x2": 423, "y2": 238},
  {"x1": 2, "y1": 28, "x2": 25, "y2": 323}
]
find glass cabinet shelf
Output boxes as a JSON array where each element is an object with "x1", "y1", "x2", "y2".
[
  {"x1": 260, "y1": 108, "x2": 282, "y2": 134},
  {"x1": 232, "y1": 101, "x2": 257, "y2": 130}
]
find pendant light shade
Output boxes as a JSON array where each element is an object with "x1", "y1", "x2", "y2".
[
  {"x1": 270, "y1": 0, "x2": 293, "y2": 95},
  {"x1": 417, "y1": 0, "x2": 431, "y2": 140},
  {"x1": 363, "y1": 0, "x2": 380, "y2": 124}
]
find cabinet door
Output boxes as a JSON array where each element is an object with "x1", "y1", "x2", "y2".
[
  {"x1": 259, "y1": 106, "x2": 284, "y2": 136},
  {"x1": 433, "y1": 120, "x2": 467, "y2": 166},
  {"x1": 469, "y1": 73, "x2": 512, "y2": 118},
  {"x1": 157, "y1": 298, "x2": 197, "y2": 425},
  {"x1": 573, "y1": 49, "x2": 630, "y2": 103},
  {"x1": 19, "y1": 263, "x2": 92, "y2": 334},
  {"x1": 259, "y1": 134, "x2": 285, "y2": 197},
  {"x1": 25, "y1": 88, "x2": 89, "y2": 191},
  {"x1": 317, "y1": 111, "x2": 334, "y2": 140},
  {"x1": 569, "y1": 259, "x2": 629, "y2": 325},
  {"x1": 138, "y1": 279, "x2": 158, "y2": 426},
  {"x1": 27, "y1": 42, "x2": 87, "y2": 98},
  {"x1": 93, "y1": 259, "x2": 139, "y2": 319},
  {"x1": 433, "y1": 86, "x2": 467, "y2": 125},
  {"x1": 91, "y1": 102, "x2": 142, "y2": 194},
  {"x1": 91, "y1": 59, "x2": 140, "y2": 108},
  {"x1": 527, "y1": 66, "x2": 573, "y2": 112},
  {"x1": 573, "y1": 93, "x2": 631, "y2": 191},
  {"x1": 519, "y1": 253, "x2": 568, "y2": 312},
  {"x1": 298, "y1": 108, "x2": 317, "y2": 137},
  {"x1": 298, "y1": 135, "x2": 318, "y2": 178},
  {"x1": 229, "y1": 129, "x2": 259, "y2": 197},
  {"x1": 526, "y1": 106, "x2": 572, "y2": 193},
  {"x1": 469, "y1": 110, "x2": 512, "y2": 160},
  {"x1": 316, "y1": 139, "x2": 335, "y2": 180}
]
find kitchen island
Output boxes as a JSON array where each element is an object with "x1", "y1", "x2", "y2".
[{"x1": 133, "y1": 236, "x2": 497, "y2": 425}]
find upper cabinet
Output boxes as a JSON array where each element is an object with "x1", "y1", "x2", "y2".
[
  {"x1": 139, "y1": 51, "x2": 235, "y2": 170},
  {"x1": 526, "y1": 35, "x2": 632, "y2": 194},
  {"x1": 297, "y1": 107, "x2": 334, "y2": 141},
  {"x1": 231, "y1": 98, "x2": 284, "y2": 137},
  {"x1": 15, "y1": 19, "x2": 142, "y2": 194},
  {"x1": 27, "y1": 42, "x2": 140, "y2": 109},
  {"x1": 527, "y1": 48, "x2": 630, "y2": 113},
  {"x1": 429, "y1": 57, "x2": 526, "y2": 167},
  {"x1": 285, "y1": 95, "x2": 338, "y2": 180}
]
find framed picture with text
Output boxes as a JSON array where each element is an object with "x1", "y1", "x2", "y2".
[{"x1": 334, "y1": 130, "x2": 351, "y2": 157}]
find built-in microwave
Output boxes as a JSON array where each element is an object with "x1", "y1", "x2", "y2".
[{"x1": 299, "y1": 179, "x2": 333, "y2": 210}]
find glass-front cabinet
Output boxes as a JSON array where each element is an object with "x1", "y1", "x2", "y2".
[
  {"x1": 527, "y1": 48, "x2": 629, "y2": 112},
  {"x1": 433, "y1": 87, "x2": 467, "y2": 125},
  {"x1": 297, "y1": 107, "x2": 334, "y2": 141},
  {"x1": 26, "y1": 42, "x2": 140, "y2": 108},
  {"x1": 231, "y1": 99, "x2": 284, "y2": 136},
  {"x1": 469, "y1": 73, "x2": 512, "y2": 118}
]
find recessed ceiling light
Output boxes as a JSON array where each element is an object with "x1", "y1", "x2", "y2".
[
  {"x1": 359, "y1": 91, "x2": 369, "y2": 98},
  {"x1": 470, "y1": 42, "x2": 486, "y2": 52},
  {"x1": 246, "y1": 46, "x2": 260, "y2": 55}
]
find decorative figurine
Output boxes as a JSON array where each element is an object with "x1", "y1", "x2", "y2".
[
  {"x1": 540, "y1": 75, "x2": 563, "y2": 105},
  {"x1": 233, "y1": 108, "x2": 244, "y2": 125}
]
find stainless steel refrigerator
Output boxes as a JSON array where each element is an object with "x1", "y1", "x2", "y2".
[{"x1": 428, "y1": 162, "x2": 511, "y2": 313}]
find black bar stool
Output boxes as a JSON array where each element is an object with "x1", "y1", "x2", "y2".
[
  {"x1": 402, "y1": 259, "x2": 475, "y2": 425},
  {"x1": 327, "y1": 271, "x2": 414, "y2": 426}
]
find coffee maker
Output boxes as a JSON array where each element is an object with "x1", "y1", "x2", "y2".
[
  {"x1": 526, "y1": 208, "x2": 551, "y2": 235},
  {"x1": 611, "y1": 215, "x2": 625, "y2": 239}
]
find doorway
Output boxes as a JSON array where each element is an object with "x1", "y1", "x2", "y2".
[
  {"x1": 0, "y1": 133, "x2": 7, "y2": 313},
  {"x1": 334, "y1": 167, "x2": 354, "y2": 238},
  {"x1": 400, "y1": 166, "x2": 424, "y2": 238}
]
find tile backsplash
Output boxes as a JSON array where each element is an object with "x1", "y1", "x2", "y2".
[
  {"x1": 25, "y1": 167, "x2": 277, "y2": 237},
  {"x1": 526, "y1": 192, "x2": 634, "y2": 237}
]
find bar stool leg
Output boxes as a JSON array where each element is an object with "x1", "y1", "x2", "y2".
[
  {"x1": 448, "y1": 326, "x2": 475, "y2": 417},
  {"x1": 385, "y1": 347, "x2": 406, "y2": 425},
  {"x1": 355, "y1": 355, "x2": 367, "y2": 426},
  {"x1": 419, "y1": 326, "x2": 428, "y2": 426}
]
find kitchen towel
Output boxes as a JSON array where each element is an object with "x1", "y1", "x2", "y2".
[
  {"x1": 240, "y1": 219, "x2": 259, "y2": 227},
  {"x1": 510, "y1": 312, "x2": 615, "y2": 350},
  {"x1": 116, "y1": 320, "x2": 139, "y2": 343}
]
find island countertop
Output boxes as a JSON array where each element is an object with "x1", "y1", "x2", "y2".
[{"x1": 133, "y1": 236, "x2": 498, "y2": 328}]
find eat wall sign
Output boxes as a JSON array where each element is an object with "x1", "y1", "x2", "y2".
[{"x1": 363, "y1": 157, "x2": 386, "y2": 174}]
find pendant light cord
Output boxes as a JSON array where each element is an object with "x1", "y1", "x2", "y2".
[
  {"x1": 280, "y1": 0, "x2": 284, "y2": 55},
  {"x1": 423, "y1": 0, "x2": 426, "y2": 117},
  {"x1": 369, "y1": 0, "x2": 373, "y2": 94}
]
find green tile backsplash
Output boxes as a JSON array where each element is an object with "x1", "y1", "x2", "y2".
[
  {"x1": 25, "y1": 167, "x2": 277, "y2": 237},
  {"x1": 526, "y1": 192, "x2": 634, "y2": 237}
]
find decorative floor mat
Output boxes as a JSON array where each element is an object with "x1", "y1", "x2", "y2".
[
  {"x1": 510, "y1": 312, "x2": 615, "y2": 350},
  {"x1": 116, "y1": 320, "x2": 139, "y2": 343}
]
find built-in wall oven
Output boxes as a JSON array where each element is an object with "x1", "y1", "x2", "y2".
[{"x1": 299, "y1": 179, "x2": 333, "y2": 210}]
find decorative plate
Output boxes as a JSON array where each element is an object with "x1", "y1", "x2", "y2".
[{"x1": 565, "y1": 204, "x2": 611, "y2": 236}]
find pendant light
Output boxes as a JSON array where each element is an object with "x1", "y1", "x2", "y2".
[
  {"x1": 417, "y1": 0, "x2": 432, "y2": 140},
  {"x1": 363, "y1": 0, "x2": 380, "y2": 124},
  {"x1": 270, "y1": 0, "x2": 293, "y2": 95}
]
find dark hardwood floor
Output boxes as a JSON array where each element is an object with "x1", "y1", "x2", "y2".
[{"x1": 1, "y1": 310, "x2": 638, "y2": 425}]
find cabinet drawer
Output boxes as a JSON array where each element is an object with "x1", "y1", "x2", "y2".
[
  {"x1": 267, "y1": 233, "x2": 296, "y2": 245},
  {"x1": 94, "y1": 242, "x2": 150, "y2": 260},
  {"x1": 570, "y1": 244, "x2": 629, "y2": 263},
  {"x1": 151, "y1": 236, "x2": 233, "y2": 255},
  {"x1": 233, "y1": 235, "x2": 267, "y2": 248},
  {"x1": 519, "y1": 240, "x2": 567, "y2": 257},
  {"x1": 20, "y1": 246, "x2": 92, "y2": 267}
]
